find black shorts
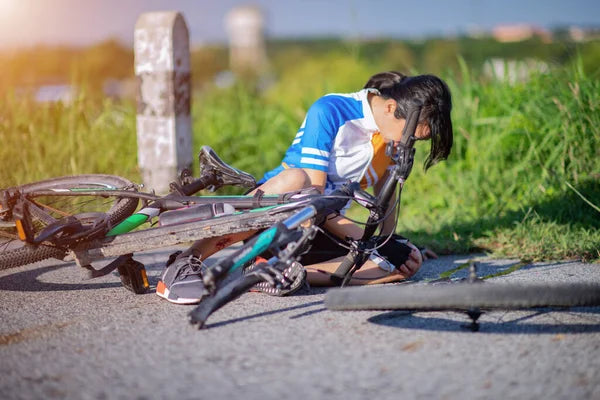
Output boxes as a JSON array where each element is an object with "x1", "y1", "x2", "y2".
[
  {"x1": 297, "y1": 229, "x2": 348, "y2": 265},
  {"x1": 255, "y1": 228, "x2": 412, "y2": 269}
]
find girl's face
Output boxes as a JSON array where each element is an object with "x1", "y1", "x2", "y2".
[{"x1": 371, "y1": 96, "x2": 430, "y2": 143}]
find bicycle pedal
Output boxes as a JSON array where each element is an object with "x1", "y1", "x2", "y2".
[{"x1": 117, "y1": 257, "x2": 150, "y2": 294}]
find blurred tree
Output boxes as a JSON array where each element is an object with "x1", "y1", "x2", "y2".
[
  {"x1": 264, "y1": 53, "x2": 372, "y2": 119},
  {"x1": 382, "y1": 41, "x2": 416, "y2": 72},
  {"x1": 75, "y1": 39, "x2": 133, "y2": 92},
  {"x1": 0, "y1": 40, "x2": 134, "y2": 95},
  {"x1": 269, "y1": 44, "x2": 311, "y2": 75},
  {"x1": 0, "y1": 46, "x2": 78, "y2": 90},
  {"x1": 579, "y1": 41, "x2": 600, "y2": 75},
  {"x1": 0, "y1": 36, "x2": 597, "y2": 97},
  {"x1": 423, "y1": 39, "x2": 460, "y2": 75},
  {"x1": 190, "y1": 45, "x2": 228, "y2": 88}
]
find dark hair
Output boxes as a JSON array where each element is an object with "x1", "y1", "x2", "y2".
[
  {"x1": 363, "y1": 71, "x2": 406, "y2": 91},
  {"x1": 364, "y1": 72, "x2": 453, "y2": 170}
]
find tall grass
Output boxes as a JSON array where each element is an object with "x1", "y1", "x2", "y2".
[
  {"x1": 401, "y1": 58, "x2": 600, "y2": 261},
  {"x1": 190, "y1": 84, "x2": 296, "y2": 181},
  {"x1": 0, "y1": 94, "x2": 139, "y2": 187}
]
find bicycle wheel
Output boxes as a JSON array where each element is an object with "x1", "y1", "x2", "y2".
[
  {"x1": 0, "y1": 174, "x2": 139, "y2": 270},
  {"x1": 325, "y1": 282, "x2": 600, "y2": 311}
]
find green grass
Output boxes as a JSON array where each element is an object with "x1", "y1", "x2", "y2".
[
  {"x1": 1, "y1": 58, "x2": 598, "y2": 262},
  {"x1": 0, "y1": 94, "x2": 139, "y2": 187},
  {"x1": 400, "y1": 58, "x2": 600, "y2": 261}
]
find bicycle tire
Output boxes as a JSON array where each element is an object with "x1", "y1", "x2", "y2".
[
  {"x1": 325, "y1": 282, "x2": 600, "y2": 311},
  {"x1": 0, "y1": 174, "x2": 138, "y2": 270}
]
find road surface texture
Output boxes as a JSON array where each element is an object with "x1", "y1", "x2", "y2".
[{"x1": 1, "y1": 246, "x2": 599, "y2": 400}]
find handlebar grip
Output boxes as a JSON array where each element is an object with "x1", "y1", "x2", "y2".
[
  {"x1": 399, "y1": 104, "x2": 422, "y2": 147},
  {"x1": 189, "y1": 273, "x2": 263, "y2": 328},
  {"x1": 308, "y1": 182, "x2": 361, "y2": 217},
  {"x1": 329, "y1": 251, "x2": 357, "y2": 285}
]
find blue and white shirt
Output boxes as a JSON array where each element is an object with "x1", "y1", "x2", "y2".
[{"x1": 260, "y1": 89, "x2": 393, "y2": 193}]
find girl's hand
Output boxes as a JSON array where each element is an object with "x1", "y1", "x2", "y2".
[{"x1": 396, "y1": 242, "x2": 423, "y2": 278}]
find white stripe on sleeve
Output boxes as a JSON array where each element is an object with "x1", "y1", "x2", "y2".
[
  {"x1": 300, "y1": 157, "x2": 329, "y2": 167},
  {"x1": 301, "y1": 147, "x2": 330, "y2": 157}
]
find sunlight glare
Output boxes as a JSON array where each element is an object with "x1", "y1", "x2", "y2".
[
  {"x1": 0, "y1": 0, "x2": 17, "y2": 14},
  {"x1": 0, "y1": 0, "x2": 25, "y2": 46}
]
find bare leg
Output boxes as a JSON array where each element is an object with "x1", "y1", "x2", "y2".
[
  {"x1": 178, "y1": 231, "x2": 254, "y2": 259},
  {"x1": 179, "y1": 168, "x2": 312, "y2": 260},
  {"x1": 305, "y1": 240, "x2": 423, "y2": 286},
  {"x1": 305, "y1": 257, "x2": 411, "y2": 286}
]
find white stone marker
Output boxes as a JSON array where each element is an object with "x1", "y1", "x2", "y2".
[
  {"x1": 225, "y1": 5, "x2": 267, "y2": 74},
  {"x1": 134, "y1": 11, "x2": 192, "y2": 194}
]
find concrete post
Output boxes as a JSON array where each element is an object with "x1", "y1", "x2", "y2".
[
  {"x1": 225, "y1": 5, "x2": 267, "y2": 75},
  {"x1": 134, "y1": 11, "x2": 192, "y2": 194}
]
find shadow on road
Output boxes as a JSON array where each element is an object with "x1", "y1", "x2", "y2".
[
  {"x1": 202, "y1": 300, "x2": 325, "y2": 329},
  {"x1": 367, "y1": 308, "x2": 600, "y2": 334},
  {"x1": 0, "y1": 264, "x2": 122, "y2": 292}
]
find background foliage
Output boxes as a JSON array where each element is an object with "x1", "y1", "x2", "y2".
[{"x1": 1, "y1": 35, "x2": 599, "y2": 261}]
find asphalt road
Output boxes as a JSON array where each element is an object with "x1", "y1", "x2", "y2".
[{"x1": 1, "y1": 247, "x2": 599, "y2": 400}]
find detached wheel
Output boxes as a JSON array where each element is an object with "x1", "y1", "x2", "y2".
[{"x1": 325, "y1": 282, "x2": 600, "y2": 311}]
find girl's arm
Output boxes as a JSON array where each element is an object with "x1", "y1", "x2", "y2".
[{"x1": 303, "y1": 168, "x2": 365, "y2": 240}]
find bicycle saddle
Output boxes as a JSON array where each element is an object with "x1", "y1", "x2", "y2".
[
  {"x1": 198, "y1": 146, "x2": 256, "y2": 190},
  {"x1": 32, "y1": 213, "x2": 109, "y2": 246}
]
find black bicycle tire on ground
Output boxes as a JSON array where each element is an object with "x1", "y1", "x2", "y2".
[
  {"x1": 325, "y1": 282, "x2": 600, "y2": 311},
  {"x1": 0, "y1": 174, "x2": 138, "y2": 270}
]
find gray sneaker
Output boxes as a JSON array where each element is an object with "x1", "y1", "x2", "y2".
[{"x1": 156, "y1": 255, "x2": 208, "y2": 304}]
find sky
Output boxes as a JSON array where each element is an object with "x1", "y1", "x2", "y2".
[{"x1": 0, "y1": 0, "x2": 599, "y2": 49}]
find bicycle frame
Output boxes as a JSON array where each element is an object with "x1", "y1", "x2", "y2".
[
  {"x1": 0, "y1": 147, "x2": 313, "y2": 273},
  {"x1": 76, "y1": 203, "x2": 302, "y2": 262},
  {"x1": 2, "y1": 179, "x2": 309, "y2": 245}
]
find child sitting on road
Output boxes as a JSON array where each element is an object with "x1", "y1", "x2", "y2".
[{"x1": 156, "y1": 71, "x2": 453, "y2": 304}]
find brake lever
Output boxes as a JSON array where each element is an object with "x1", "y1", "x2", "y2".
[
  {"x1": 386, "y1": 103, "x2": 421, "y2": 180},
  {"x1": 386, "y1": 142, "x2": 416, "y2": 181}
]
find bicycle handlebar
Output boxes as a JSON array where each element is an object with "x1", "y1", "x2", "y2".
[{"x1": 329, "y1": 105, "x2": 422, "y2": 285}]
